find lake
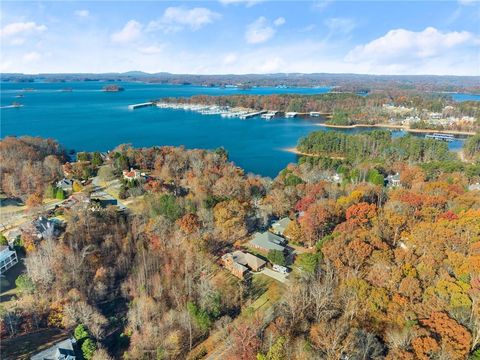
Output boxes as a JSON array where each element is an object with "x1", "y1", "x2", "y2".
[{"x1": 0, "y1": 82, "x2": 468, "y2": 177}]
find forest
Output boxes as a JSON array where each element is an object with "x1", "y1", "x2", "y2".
[{"x1": 0, "y1": 133, "x2": 479, "y2": 360}]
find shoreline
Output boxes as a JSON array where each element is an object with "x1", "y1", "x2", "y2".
[
  {"x1": 283, "y1": 147, "x2": 345, "y2": 159},
  {"x1": 316, "y1": 123, "x2": 476, "y2": 136}
]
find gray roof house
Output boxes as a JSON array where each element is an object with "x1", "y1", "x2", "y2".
[
  {"x1": 468, "y1": 183, "x2": 480, "y2": 191},
  {"x1": 34, "y1": 217, "x2": 57, "y2": 240},
  {"x1": 249, "y1": 232, "x2": 286, "y2": 253},
  {"x1": 31, "y1": 338, "x2": 77, "y2": 360},
  {"x1": 385, "y1": 173, "x2": 401, "y2": 187},
  {"x1": 271, "y1": 218, "x2": 291, "y2": 236},
  {"x1": 56, "y1": 178, "x2": 73, "y2": 192}
]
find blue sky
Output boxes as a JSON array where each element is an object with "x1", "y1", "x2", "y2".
[{"x1": 1, "y1": 0, "x2": 479, "y2": 75}]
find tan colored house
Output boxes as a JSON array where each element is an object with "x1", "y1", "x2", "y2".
[{"x1": 222, "y1": 250, "x2": 266, "y2": 278}]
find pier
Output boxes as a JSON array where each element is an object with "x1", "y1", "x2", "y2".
[
  {"x1": 425, "y1": 133, "x2": 455, "y2": 142},
  {"x1": 128, "y1": 102, "x2": 154, "y2": 110},
  {"x1": 239, "y1": 110, "x2": 267, "y2": 119}
]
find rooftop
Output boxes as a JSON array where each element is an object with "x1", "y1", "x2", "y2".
[{"x1": 250, "y1": 232, "x2": 286, "y2": 252}]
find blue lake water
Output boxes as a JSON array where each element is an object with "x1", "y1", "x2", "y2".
[
  {"x1": 0, "y1": 82, "x2": 468, "y2": 177},
  {"x1": 450, "y1": 93, "x2": 480, "y2": 102}
]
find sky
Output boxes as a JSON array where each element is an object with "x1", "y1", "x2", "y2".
[{"x1": 0, "y1": 0, "x2": 479, "y2": 75}]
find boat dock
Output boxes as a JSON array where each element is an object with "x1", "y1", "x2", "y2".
[
  {"x1": 261, "y1": 111, "x2": 278, "y2": 120},
  {"x1": 425, "y1": 133, "x2": 455, "y2": 142},
  {"x1": 128, "y1": 102, "x2": 154, "y2": 110},
  {"x1": 240, "y1": 110, "x2": 267, "y2": 119}
]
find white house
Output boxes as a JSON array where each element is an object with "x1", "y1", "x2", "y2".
[
  {"x1": 122, "y1": 168, "x2": 144, "y2": 181},
  {"x1": 0, "y1": 245, "x2": 18, "y2": 274}
]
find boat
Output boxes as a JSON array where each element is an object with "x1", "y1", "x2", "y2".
[
  {"x1": 15, "y1": 94, "x2": 24, "y2": 98},
  {"x1": 285, "y1": 112, "x2": 298, "y2": 118}
]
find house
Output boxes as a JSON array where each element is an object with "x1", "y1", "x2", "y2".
[
  {"x1": 31, "y1": 338, "x2": 77, "y2": 360},
  {"x1": 56, "y1": 178, "x2": 73, "y2": 192},
  {"x1": 271, "y1": 218, "x2": 291, "y2": 237},
  {"x1": 62, "y1": 193, "x2": 90, "y2": 211},
  {"x1": 0, "y1": 245, "x2": 18, "y2": 274},
  {"x1": 385, "y1": 173, "x2": 401, "y2": 187},
  {"x1": 122, "y1": 168, "x2": 144, "y2": 181},
  {"x1": 221, "y1": 252, "x2": 248, "y2": 278},
  {"x1": 34, "y1": 217, "x2": 57, "y2": 240},
  {"x1": 62, "y1": 163, "x2": 73, "y2": 177},
  {"x1": 249, "y1": 232, "x2": 286, "y2": 253},
  {"x1": 221, "y1": 250, "x2": 266, "y2": 278},
  {"x1": 468, "y1": 183, "x2": 480, "y2": 191}
]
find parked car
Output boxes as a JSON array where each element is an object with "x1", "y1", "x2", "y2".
[{"x1": 272, "y1": 264, "x2": 289, "y2": 274}]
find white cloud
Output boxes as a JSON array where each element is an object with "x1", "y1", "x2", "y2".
[
  {"x1": 347, "y1": 27, "x2": 476, "y2": 62},
  {"x1": 1, "y1": 21, "x2": 46, "y2": 37},
  {"x1": 223, "y1": 53, "x2": 238, "y2": 65},
  {"x1": 458, "y1": 0, "x2": 477, "y2": 5},
  {"x1": 325, "y1": 18, "x2": 356, "y2": 34},
  {"x1": 111, "y1": 20, "x2": 142, "y2": 43},
  {"x1": 313, "y1": 0, "x2": 334, "y2": 10},
  {"x1": 148, "y1": 6, "x2": 221, "y2": 33},
  {"x1": 75, "y1": 10, "x2": 90, "y2": 18},
  {"x1": 345, "y1": 27, "x2": 479, "y2": 75},
  {"x1": 23, "y1": 52, "x2": 41, "y2": 63},
  {"x1": 273, "y1": 17, "x2": 286, "y2": 27},
  {"x1": 218, "y1": 0, "x2": 262, "y2": 7},
  {"x1": 259, "y1": 56, "x2": 284, "y2": 72},
  {"x1": 245, "y1": 17, "x2": 276, "y2": 44},
  {"x1": 138, "y1": 45, "x2": 164, "y2": 55}
]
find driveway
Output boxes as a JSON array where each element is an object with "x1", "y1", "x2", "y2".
[{"x1": 259, "y1": 268, "x2": 289, "y2": 284}]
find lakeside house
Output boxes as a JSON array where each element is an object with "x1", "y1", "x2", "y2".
[
  {"x1": 62, "y1": 193, "x2": 90, "y2": 211},
  {"x1": 0, "y1": 245, "x2": 18, "y2": 274},
  {"x1": 249, "y1": 232, "x2": 286, "y2": 253},
  {"x1": 222, "y1": 250, "x2": 266, "y2": 279},
  {"x1": 56, "y1": 178, "x2": 73, "y2": 192},
  {"x1": 122, "y1": 168, "x2": 144, "y2": 181},
  {"x1": 469, "y1": 183, "x2": 480, "y2": 191},
  {"x1": 385, "y1": 173, "x2": 401, "y2": 188},
  {"x1": 271, "y1": 218, "x2": 291, "y2": 237},
  {"x1": 31, "y1": 337, "x2": 78, "y2": 360}
]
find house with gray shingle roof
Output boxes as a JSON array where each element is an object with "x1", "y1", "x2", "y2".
[
  {"x1": 249, "y1": 232, "x2": 286, "y2": 253},
  {"x1": 271, "y1": 217, "x2": 291, "y2": 237}
]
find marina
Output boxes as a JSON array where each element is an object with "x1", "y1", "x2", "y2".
[
  {"x1": 0, "y1": 81, "x2": 466, "y2": 178},
  {"x1": 425, "y1": 133, "x2": 456, "y2": 142}
]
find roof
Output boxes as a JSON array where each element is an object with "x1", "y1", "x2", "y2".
[
  {"x1": 469, "y1": 183, "x2": 480, "y2": 191},
  {"x1": 272, "y1": 218, "x2": 291, "y2": 233},
  {"x1": 0, "y1": 246, "x2": 13, "y2": 261},
  {"x1": 31, "y1": 338, "x2": 76, "y2": 360},
  {"x1": 230, "y1": 250, "x2": 266, "y2": 269},
  {"x1": 244, "y1": 252, "x2": 266, "y2": 268},
  {"x1": 249, "y1": 232, "x2": 286, "y2": 252}
]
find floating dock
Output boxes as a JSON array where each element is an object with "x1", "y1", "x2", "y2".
[
  {"x1": 128, "y1": 102, "x2": 154, "y2": 110},
  {"x1": 239, "y1": 110, "x2": 267, "y2": 119},
  {"x1": 261, "y1": 111, "x2": 278, "y2": 120},
  {"x1": 425, "y1": 133, "x2": 455, "y2": 142}
]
